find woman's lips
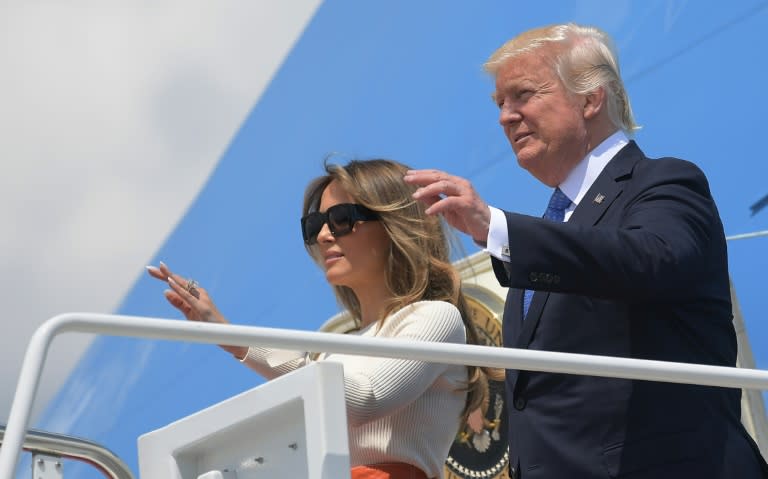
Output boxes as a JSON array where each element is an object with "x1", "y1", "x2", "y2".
[{"x1": 324, "y1": 251, "x2": 343, "y2": 266}]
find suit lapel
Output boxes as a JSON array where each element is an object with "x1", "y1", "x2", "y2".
[
  {"x1": 514, "y1": 141, "x2": 642, "y2": 349},
  {"x1": 508, "y1": 141, "x2": 644, "y2": 395},
  {"x1": 568, "y1": 175, "x2": 622, "y2": 226},
  {"x1": 516, "y1": 291, "x2": 550, "y2": 348},
  {"x1": 569, "y1": 141, "x2": 641, "y2": 226}
]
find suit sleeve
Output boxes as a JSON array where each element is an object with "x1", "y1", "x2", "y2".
[{"x1": 501, "y1": 159, "x2": 728, "y2": 302}]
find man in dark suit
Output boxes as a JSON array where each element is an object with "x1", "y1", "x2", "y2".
[{"x1": 405, "y1": 23, "x2": 767, "y2": 478}]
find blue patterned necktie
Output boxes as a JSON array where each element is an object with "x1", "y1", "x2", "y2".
[{"x1": 523, "y1": 187, "x2": 572, "y2": 318}]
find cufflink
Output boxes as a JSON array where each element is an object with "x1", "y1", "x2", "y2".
[{"x1": 501, "y1": 245, "x2": 510, "y2": 257}]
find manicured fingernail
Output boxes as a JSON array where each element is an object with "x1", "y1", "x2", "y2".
[
  {"x1": 146, "y1": 265, "x2": 160, "y2": 273},
  {"x1": 159, "y1": 261, "x2": 167, "y2": 268},
  {"x1": 168, "y1": 277, "x2": 177, "y2": 285}
]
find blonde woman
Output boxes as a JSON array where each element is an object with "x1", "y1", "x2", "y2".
[{"x1": 148, "y1": 159, "x2": 487, "y2": 479}]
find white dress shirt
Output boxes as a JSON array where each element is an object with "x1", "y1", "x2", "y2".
[{"x1": 486, "y1": 130, "x2": 630, "y2": 261}]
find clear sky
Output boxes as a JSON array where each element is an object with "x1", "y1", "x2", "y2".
[{"x1": 3, "y1": 1, "x2": 767, "y2": 477}]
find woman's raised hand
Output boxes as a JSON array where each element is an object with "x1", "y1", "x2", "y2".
[
  {"x1": 146, "y1": 262, "x2": 225, "y2": 324},
  {"x1": 146, "y1": 262, "x2": 248, "y2": 359}
]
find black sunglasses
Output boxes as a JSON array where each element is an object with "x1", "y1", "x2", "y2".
[{"x1": 301, "y1": 203, "x2": 379, "y2": 245}]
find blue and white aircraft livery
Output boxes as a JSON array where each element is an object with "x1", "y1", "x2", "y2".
[{"x1": 2, "y1": 1, "x2": 766, "y2": 478}]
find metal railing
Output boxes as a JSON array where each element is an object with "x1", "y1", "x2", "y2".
[
  {"x1": 726, "y1": 229, "x2": 768, "y2": 242},
  {"x1": 0, "y1": 425, "x2": 133, "y2": 479},
  {"x1": 2, "y1": 313, "x2": 768, "y2": 479}
]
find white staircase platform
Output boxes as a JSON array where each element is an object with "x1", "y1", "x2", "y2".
[{"x1": 137, "y1": 361, "x2": 350, "y2": 479}]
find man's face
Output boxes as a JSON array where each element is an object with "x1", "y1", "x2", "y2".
[{"x1": 493, "y1": 50, "x2": 589, "y2": 186}]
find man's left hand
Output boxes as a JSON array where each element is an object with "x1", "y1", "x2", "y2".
[{"x1": 404, "y1": 169, "x2": 491, "y2": 245}]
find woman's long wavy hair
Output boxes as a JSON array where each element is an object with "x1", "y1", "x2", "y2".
[{"x1": 302, "y1": 158, "x2": 489, "y2": 422}]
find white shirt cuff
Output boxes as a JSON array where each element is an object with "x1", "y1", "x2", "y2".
[{"x1": 485, "y1": 206, "x2": 510, "y2": 261}]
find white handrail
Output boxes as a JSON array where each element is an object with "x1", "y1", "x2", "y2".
[
  {"x1": 2, "y1": 313, "x2": 768, "y2": 479},
  {"x1": 0, "y1": 426, "x2": 134, "y2": 479},
  {"x1": 726, "y1": 229, "x2": 768, "y2": 241}
]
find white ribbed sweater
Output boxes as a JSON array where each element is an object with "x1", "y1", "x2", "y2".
[{"x1": 241, "y1": 300, "x2": 468, "y2": 479}]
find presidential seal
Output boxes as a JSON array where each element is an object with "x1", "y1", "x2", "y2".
[{"x1": 444, "y1": 293, "x2": 510, "y2": 479}]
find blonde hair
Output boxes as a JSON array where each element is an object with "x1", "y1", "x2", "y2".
[
  {"x1": 302, "y1": 158, "x2": 488, "y2": 420},
  {"x1": 485, "y1": 23, "x2": 639, "y2": 133}
]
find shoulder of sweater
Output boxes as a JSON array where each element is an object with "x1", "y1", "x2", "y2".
[
  {"x1": 395, "y1": 300, "x2": 461, "y2": 320},
  {"x1": 379, "y1": 300, "x2": 465, "y2": 340}
]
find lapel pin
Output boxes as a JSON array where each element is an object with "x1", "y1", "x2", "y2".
[{"x1": 593, "y1": 193, "x2": 605, "y2": 204}]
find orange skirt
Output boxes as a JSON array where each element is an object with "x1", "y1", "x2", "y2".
[{"x1": 350, "y1": 462, "x2": 429, "y2": 479}]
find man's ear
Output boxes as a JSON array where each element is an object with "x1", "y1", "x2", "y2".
[{"x1": 583, "y1": 87, "x2": 605, "y2": 120}]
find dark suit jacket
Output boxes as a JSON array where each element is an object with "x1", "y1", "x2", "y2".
[{"x1": 492, "y1": 141, "x2": 768, "y2": 478}]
